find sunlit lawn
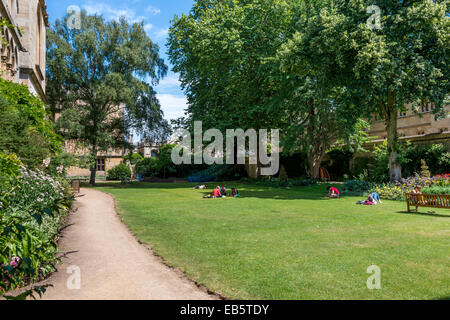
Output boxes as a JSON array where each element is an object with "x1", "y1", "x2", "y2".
[{"x1": 96, "y1": 182, "x2": 450, "y2": 300}]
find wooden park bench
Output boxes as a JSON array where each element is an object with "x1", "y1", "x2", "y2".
[{"x1": 405, "y1": 193, "x2": 450, "y2": 213}]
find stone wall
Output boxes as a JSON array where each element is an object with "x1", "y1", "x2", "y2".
[
  {"x1": 369, "y1": 105, "x2": 450, "y2": 140},
  {"x1": 0, "y1": 0, "x2": 48, "y2": 101}
]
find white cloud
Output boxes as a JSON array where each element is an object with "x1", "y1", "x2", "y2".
[
  {"x1": 156, "y1": 75, "x2": 181, "y2": 89},
  {"x1": 144, "y1": 24, "x2": 153, "y2": 32},
  {"x1": 155, "y1": 28, "x2": 169, "y2": 40},
  {"x1": 83, "y1": 3, "x2": 137, "y2": 21},
  {"x1": 156, "y1": 94, "x2": 187, "y2": 120},
  {"x1": 146, "y1": 5, "x2": 161, "y2": 15}
]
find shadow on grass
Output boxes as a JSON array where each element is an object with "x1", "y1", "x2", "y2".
[
  {"x1": 396, "y1": 211, "x2": 450, "y2": 218},
  {"x1": 90, "y1": 181, "x2": 357, "y2": 201}
]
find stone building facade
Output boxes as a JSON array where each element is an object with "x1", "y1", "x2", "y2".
[
  {"x1": 137, "y1": 141, "x2": 161, "y2": 159},
  {"x1": 369, "y1": 105, "x2": 450, "y2": 142},
  {"x1": 0, "y1": 0, "x2": 48, "y2": 101},
  {"x1": 366, "y1": 105, "x2": 450, "y2": 152}
]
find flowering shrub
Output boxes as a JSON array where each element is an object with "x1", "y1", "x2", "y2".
[
  {"x1": 0, "y1": 153, "x2": 71, "y2": 299},
  {"x1": 369, "y1": 173, "x2": 450, "y2": 201},
  {"x1": 432, "y1": 174, "x2": 450, "y2": 187},
  {"x1": 371, "y1": 184, "x2": 405, "y2": 201}
]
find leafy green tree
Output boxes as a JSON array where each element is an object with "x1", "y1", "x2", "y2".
[
  {"x1": 158, "y1": 144, "x2": 178, "y2": 178},
  {"x1": 169, "y1": 0, "x2": 367, "y2": 178},
  {"x1": 274, "y1": 0, "x2": 373, "y2": 177},
  {"x1": 123, "y1": 152, "x2": 144, "y2": 165},
  {"x1": 285, "y1": 0, "x2": 449, "y2": 181},
  {"x1": 47, "y1": 11, "x2": 169, "y2": 185},
  {"x1": 0, "y1": 79, "x2": 63, "y2": 167},
  {"x1": 168, "y1": 0, "x2": 294, "y2": 135}
]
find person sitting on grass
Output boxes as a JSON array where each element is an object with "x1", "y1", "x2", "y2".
[
  {"x1": 212, "y1": 186, "x2": 222, "y2": 198},
  {"x1": 231, "y1": 188, "x2": 240, "y2": 198},
  {"x1": 327, "y1": 186, "x2": 340, "y2": 198},
  {"x1": 220, "y1": 185, "x2": 227, "y2": 197},
  {"x1": 203, "y1": 186, "x2": 222, "y2": 198}
]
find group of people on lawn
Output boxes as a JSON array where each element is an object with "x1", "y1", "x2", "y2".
[
  {"x1": 196, "y1": 183, "x2": 425, "y2": 204},
  {"x1": 194, "y1": 185, "x2": 240, "y2": 198},
  {"x1": 327, "y1": 186, "x2": 382, "y2": 205}
]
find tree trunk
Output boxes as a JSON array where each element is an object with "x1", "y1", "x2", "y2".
[
  {"x1": 385, "y1": 91, "x2": 402, "y2": 182},
  {"x1": 308, "y1": 149, "x2": 325, "y2": 179},
  {"x1": 89, "y1": 145, "x2": 97, "y2": 186}
]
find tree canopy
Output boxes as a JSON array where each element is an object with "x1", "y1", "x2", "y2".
[
  {"x1": 47, "y1": 11, "x2": 170, "y2": 184},
  {"x1": 169, "y1": 0, "x2": 449, "y2": 180},
  {"x1": 168, "y1": 0, "x2": 367, "y2": 177},
  {"x1": 279, "y1": 0, "x2": 449, "y2": 181}
]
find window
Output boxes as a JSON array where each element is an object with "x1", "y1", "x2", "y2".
[
  {"x1": 421, "y1": 104, "x2": 432, "y2": 113},
  {"x1": 96, "y1": 159, "x2": 105, "y2": 171}
]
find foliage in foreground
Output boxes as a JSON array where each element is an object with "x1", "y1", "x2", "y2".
[
  {"x1": 0, "y1": 79, "x2": 63, "y2": 168},
  {"x1": 0, "y1": 153, "x2": 71, "y2": 299}
]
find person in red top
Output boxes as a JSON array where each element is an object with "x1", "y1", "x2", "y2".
[
  {"x1": 212, "y1": 186, "x2": 222, "y2": 198},
  {"x1": 327, "y1": 186, "x2": 340, "y2": 198}
]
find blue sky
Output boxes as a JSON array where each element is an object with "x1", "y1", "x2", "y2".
[{"x1": 46, "y1": 0, "x2": 195, "y2": 121}]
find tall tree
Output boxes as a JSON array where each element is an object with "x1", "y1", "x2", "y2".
[
  {"x1": 169, "y1": 0, "x2": 365, "y2": 178},
  {"x1": 285, "y1": 0, "x2": 449, "y2": 181},
  {"x1": 47, "y1": 11, "x2": 169, "y2": 185},
  {"x1": 274, "y1": 0, "x2": 367, "y2": 177},
  {"x1": 168, "y1": 0, "x2": 294, "y2": 136}
]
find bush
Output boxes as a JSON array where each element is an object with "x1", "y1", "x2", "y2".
[
  {"x1": 0, "y1": 153, "x2": 71, "y2": 298},
  {"x1": 353, "y1": 142, "x2": 450, "y2": 183},
  {"x1": 342, "y1": 180, "x2": 372, "y2": 193},
  {"x1": 370, "y1": 184, "x2": 405, "y2": 201},
  {"x1": 245, "y1": 176, "x2": 320, "y2": 188},
  {"x1": 422, "y1": 186, "x2": 450, "y2": 195},
  {"x1": 106, "y1": 163, "x2": 131, "y2": 182},
  {"x1": 368, "y1": 173, "x2": 449, "y2": 201},
  {"x1": 0, "y1": 79, "x2": 63, "y2": 168}
]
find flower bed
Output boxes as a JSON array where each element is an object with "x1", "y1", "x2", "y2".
[
  {"x1": 0, "y1": 154, "x2": 72, "y2": 298},
  {"x1": 370, "y1": 174, "x2": 450, "y2": 201}
]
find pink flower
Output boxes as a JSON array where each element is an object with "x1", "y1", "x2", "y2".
[{"x1": 10, "y1": 257, "x2": 20, "y2": 267}]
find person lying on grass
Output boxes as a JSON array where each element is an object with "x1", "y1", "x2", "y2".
[
  {"x1": 356, "y1": 192, "x2": 382, "y2": 205},
  {"x1": 327, "y1": 186, "x2": 340, "y2": 198},
  {"x1": 193, "y1": 185, "x2": 207, "y2": 190}
]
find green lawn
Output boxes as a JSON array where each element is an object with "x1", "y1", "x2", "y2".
[{"x1": 96, "y1": 182, "x2": 450, "y2": 300}]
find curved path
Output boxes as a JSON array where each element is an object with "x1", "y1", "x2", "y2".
[{"x1": 38, "y1": 188, "x2": 214, "y2": 300}]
